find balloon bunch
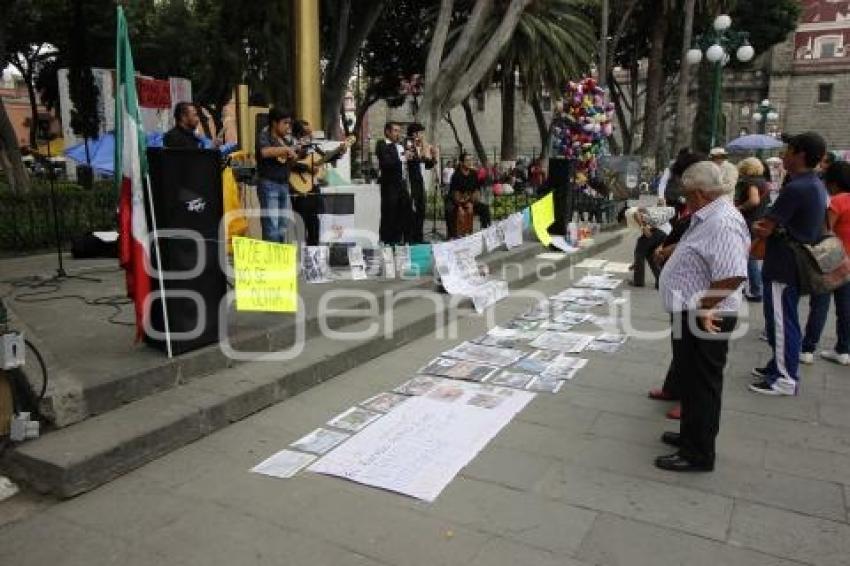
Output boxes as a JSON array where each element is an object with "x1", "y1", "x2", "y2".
[{"x1": 551, "y1": 78, "x2": 614, "y2": 186}]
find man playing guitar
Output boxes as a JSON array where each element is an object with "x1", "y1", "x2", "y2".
[{"x1": 288, "y1": 119, "x2": 352, "y2": 246}]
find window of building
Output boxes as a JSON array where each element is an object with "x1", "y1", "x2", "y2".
[
  {"x1": 818, "y1": 83, "x2": 834, "y2": 104},
  {"x1": 816, "y1": 35, "x2": 843, "y2": 59}
]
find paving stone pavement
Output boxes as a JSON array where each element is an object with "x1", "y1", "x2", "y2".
[{"x1": 2, "y1": 234, "x2": 850, "y2": 566}]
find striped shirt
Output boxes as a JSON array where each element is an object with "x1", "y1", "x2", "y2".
[{"x1": 659, "y1": 197, "x2": 750, "y2": 313}]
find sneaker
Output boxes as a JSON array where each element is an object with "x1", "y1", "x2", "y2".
[
  {"x1": 821, "y1": 350, "x2": 850, "y2": 366},
  {"x1": 749, "y1": 378, "x2": 797, "y2": 396},
  {"x1": 800, "y1": 352, "x2": 815, "y2": 365}
]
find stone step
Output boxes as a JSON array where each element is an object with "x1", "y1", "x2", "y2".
[
  {"x1": 1, "y1": 233, "x2": 623, "y2": 498},
  {"x1": 37, "y1": 238, "x2": 587, "y2": 428}
]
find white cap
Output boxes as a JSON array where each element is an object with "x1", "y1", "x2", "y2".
[{"x1": 709, "y1": 147, "x2": 728, "y2": 158}]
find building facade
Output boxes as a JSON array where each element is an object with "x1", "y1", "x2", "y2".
[{"x1": 769, "y1": 0, "x2": 850, "y2": 149}]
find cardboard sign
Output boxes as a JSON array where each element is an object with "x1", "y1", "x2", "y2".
[{"x1": 232, "y1": 237, "x2": 298, "y2": 312}]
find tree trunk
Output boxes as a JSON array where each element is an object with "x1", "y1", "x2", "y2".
[
  {"x1": 418, "y1": 0, "x2": 532, "y2": 134},
  {"x1": 598, "y1": 0, "x2": 609, "y2": 88},
  {"x1": 530, "y1": 94, "x2": 551, "y2": 161},
  {"x1": 639, "y1": 11, "x2": 668, "y2": 161},
  {"x1": 0, "y1": 96, "x2": 30, "y2": 192},
  {"x1": 500, "y1": 67, "x2": 516, "y2": 162},
  {"x1": 461, "y1": 99, "x2": 488, "y2": 163},
  {"x1": 443, "y1": 112, "x2": 464, "y2": 154},
  {"x1": 672, "y1": 0, "x2": 696, "y2": 152},
  {"x1": 321, "y1": 1, "x2": 386, "y2": 139},
  {"x1": 25, "y1": 72, "x2": 40, "y2": 149}
]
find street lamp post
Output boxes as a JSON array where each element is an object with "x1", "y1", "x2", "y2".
[
  {"x1": 686, "y1": 14, "x2": 754, "y2": 148},
  {"x1": 752, "y1": 98, "x2": 779, "y2": 136}
]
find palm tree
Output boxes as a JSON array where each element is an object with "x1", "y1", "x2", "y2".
[{"x1": 494, "y1": 0, "x2": 596, "y2": 161}]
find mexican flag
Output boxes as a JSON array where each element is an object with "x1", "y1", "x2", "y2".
[{"x1": 115, "y1": 7, "x2": 152, "y2": 343}]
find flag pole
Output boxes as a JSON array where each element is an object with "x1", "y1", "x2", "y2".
[
  {"x1": 143, "y1": 172, "x2": 173, "y2": 359},
  {"x1": 116, "y1": 6, "x2": 173, "y2": 358}
]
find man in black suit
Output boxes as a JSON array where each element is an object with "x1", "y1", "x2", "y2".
[
  {"x1": 405, "y1": 123, "x2": 436, "y2": 243},
  {"x1": 376, "y1": 121, "x2": 413, "y2": 244}
]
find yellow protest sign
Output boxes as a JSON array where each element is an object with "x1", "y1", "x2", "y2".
[
  {"x1": 232, "y1": 237, "x2": 298, "y2": 312},
  {"x1": 531, "y1": 192, "x2": 555, "y2": 246}
]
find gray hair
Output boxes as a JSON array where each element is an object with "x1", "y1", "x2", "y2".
[{"x1": 681, "y1": 161, "x2": 726, "y2": 196}]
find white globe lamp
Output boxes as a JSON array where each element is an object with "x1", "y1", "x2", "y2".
[
  {"x1": 767, "y1": 111, "x2": 779, "y2": 121},
  {"x1": 686, "y1": 48, "x2": 703, "y2": 64},
  {"x1": 737, "y1": 44, "x2": 755, "y2": 62},
  {"x1": 714, "y1": 14, "x2": 732, "y2": 31},
  {"x1": 706, "y1": 44, "x2": 725, "y2": 63},
  {"x1": 752, "y1": 112, "x2": 763, "y2": 122}
]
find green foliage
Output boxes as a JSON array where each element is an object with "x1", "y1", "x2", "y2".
[{"x1": 0, "y1": 179, "x2": 116, "y2": 251}]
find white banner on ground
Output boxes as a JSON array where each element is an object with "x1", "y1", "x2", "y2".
[{"x1": 309, "y1": 382, "x2": 535, "y2": 502}]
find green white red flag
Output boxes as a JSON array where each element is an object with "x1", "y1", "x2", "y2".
[{"x1": 115, "y1": 6, "x2": 152, "y2": 343}]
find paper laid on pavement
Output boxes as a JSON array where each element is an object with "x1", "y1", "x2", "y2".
[
  {"x1": 574, "y1": 258, "x2": 608, "y2": 269},
  {"x1": 529, "y1": 331, "x2": 595, "y2": 353},
  {"x1": 442, "y1": 341, "x2": 527, "y2": 367},
  {"x1": 309, "y1": 384, "x2": 535, "y2": 502},
  {"x1": 419, "y1": 356, "x2": 500, "y2": 382},
  {"x1": 483, "y1": 224, "x2": 504, "y2": 253},
  {"x1": 602, "y1": 261, "x2": 632, "y2": 274},
  {"x1": 251, "y1": 449, "x2": 317, "y2": 479},
  {"x1": 290, "y1": 428, "x2": 350, "y2": 455},
  {"x1": 487, "y1": 370, "x2": 535, "y2": 389},
  {"x1": 394, "y1": 375, "x2": 448, "y2": 396},
  {"x1": 359, "y1": 392, "x2": 409, "y2": 413},
  {"x1": 326, "y1": 406, "x2": 384, "y2": 433},
  {"x1": 573, "y1": 275, "x2": 623, "y2": 290},
  {"x1": 550, "y1": 236, "x2": 578, "y2": 253},
  {"x1": 536, "y1": 252, "x2": 568, "y2": 261},
  {"x1": 525, "y1": 375, "x2": 565, "y2": 393}
]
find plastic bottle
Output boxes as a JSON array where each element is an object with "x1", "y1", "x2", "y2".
[{"x1": 568, "y1": 212, "x2": 579, "y2": 245}]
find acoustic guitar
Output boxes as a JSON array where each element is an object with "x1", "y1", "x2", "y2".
[{"x1": 288, "y1": 135, "x2": 356, "y2": 195}]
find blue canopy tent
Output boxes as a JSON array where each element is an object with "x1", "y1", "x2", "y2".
[{"x1": 64, "y1": 132, "x2": 238, "y2": 176}]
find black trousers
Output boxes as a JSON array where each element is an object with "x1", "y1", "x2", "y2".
[
  {"x1": 379, "y1": 182, "x2": 412, "y2": 244},
  {"x1": 445, "y1": 201, "x2": 491, "y2": 239},
  {"x1": 673, "y1": 311, "x2": 737, "y2": 466},
  {"x1": 661, "y1": 315, "x2": 682, "y2": 399},
  {"x1": 290, "y1": 192, "x2": 322, "y2": 246},
  {"x1": 408, "y1": 180, "x2": 426, "y2": 244},
  {"x1": 633, "y1": 228, "x2": 666, "y2": 287}
]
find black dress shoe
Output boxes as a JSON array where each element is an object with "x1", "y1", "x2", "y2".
[
  {"x1": 661, "y1": 431, "x2": 681, "y2": 448},
  {"x1": 654, "y1": 453, "x2": 714, "y2": 472}
]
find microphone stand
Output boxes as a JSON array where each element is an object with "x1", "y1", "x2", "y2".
[{"x1": 41, "y1": 136, "x2": 100, "y2": 283}]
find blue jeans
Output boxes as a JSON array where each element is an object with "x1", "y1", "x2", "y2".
[
  {"x1": 747, "y1": 258, "x2": 763, "y2": 298},
  {"x1": 763, "y1": 276, "x2": 801, "y2": 382},
  {"x1": 257, "y1": 179, "x2": 290, "y2": 243},
  {"x1": 802, "y1": 282, "x2": 850, "y2": 354}
]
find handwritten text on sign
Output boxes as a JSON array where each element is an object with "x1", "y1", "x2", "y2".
[{"x1": 232, "y1": 237, "x2": 298, "y2": 312}]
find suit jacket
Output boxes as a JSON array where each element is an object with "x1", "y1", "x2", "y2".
[
  {"x1": 376, "y1": 139, "x2": 404, "y2": 191},
  {"x1": 407, "y1": 152, "x2": 435, "y2": 194}
]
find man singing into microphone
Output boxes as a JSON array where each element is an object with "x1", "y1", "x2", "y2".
[{"x1": 376, "y1": 122, "x2": 413, "y2": 244}]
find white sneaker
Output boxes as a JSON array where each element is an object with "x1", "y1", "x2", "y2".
[
  {"x1": 821, "y1": 350, "x2": 850, "y2": 366},
  {"x1": 749, "y1": 377, "x2": 798, "y2": 396},
  {"x1": 800, "y1": 352, "x2": 815, "y2": 364}
]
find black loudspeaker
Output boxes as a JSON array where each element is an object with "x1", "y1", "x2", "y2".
[
  {"x1": 144, "y1": 148, "x2": 226, "y2": 355},
  {"x1": 548, "y1": 158, "x2": 572, "y2": 236}
]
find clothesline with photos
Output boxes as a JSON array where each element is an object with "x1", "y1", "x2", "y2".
[
  {"x1": 301, "y1": 192, "x2": 603, "y2": 313},
  {"x1": 249, "y1": 264, "x2": 632, "y2": 502}
]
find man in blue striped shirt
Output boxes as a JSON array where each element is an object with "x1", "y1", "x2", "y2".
[{"x1": 656, "y1": 161, "x2": 749, "y2": 472}]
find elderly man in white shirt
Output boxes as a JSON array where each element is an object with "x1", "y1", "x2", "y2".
[{"x1": 655, "y1": 161, "x2": 750, "y2": 472}]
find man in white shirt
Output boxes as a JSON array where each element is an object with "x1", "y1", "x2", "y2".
[{"x1": 656, "y1": 161, "x2": 749, "y2": 472}]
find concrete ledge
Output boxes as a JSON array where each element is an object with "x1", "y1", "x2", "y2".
[{"x1": 2, "y1": 232, "x2": 624, "y2": 498}]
